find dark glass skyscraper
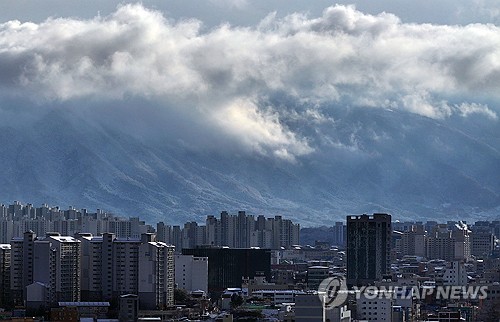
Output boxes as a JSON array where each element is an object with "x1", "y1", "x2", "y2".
[
  {"x1": 182, "y1": 247, "x2": 271, "y2": 297},
  {"x1": 347, "y1": 213, "x2": 392, "y2": 287}
]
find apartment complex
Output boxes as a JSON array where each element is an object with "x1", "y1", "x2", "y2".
[
  {"x1": 10, "y1": 231, "x2": 81, "y2": 307},
  {"x1": 1, "y1": 202, "x2": 300, "y2": 252},
  {"x1": 77, "y1": 232, "x2": 175, "y2": 309},
  {"x1": 7, "y1": 230, "x2": 174, "y2": 311},
  {"x1": 158, "y1": 211, "x2": 300, "y2": 250},
  {"x1": 0, "y1": 202, "x2": 153, "y2": 243},
  {"x1": 426, "y1": 223, "x2": 471, "y2": 261}
]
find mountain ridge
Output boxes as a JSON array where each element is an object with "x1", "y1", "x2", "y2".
[{"x1": 0, "y1": 104, "x2": 499, "y2": 226}]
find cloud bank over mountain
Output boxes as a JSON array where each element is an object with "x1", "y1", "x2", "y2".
[
  {"x1": 0, "y1": 5, "x2": 499, "y2": 224},
  {"x1": 1, "y1": 4, "x2": 499, "y2": 158}
]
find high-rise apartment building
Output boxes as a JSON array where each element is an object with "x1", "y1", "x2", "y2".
[
  {"x1": 426, "y1": 223, "x2": 471, "y2": 261},
  {"x1": 10, "y1": 232, "x2": 81, "y2": 308},
  {"x1": 426, "y1": 224, "x2": 454, "y2": 261},
  {"x1": 113, "y1": 238, "x2": 141, "y2": 298},
  {"x1": 33, "y1": 234, "x2": 81, "y2": 303},
  {"x1": 76, "y1": 232, "x2": 174, "y2": 309},
  {"x1": 0, "y1": 219, "x2": 13, "y2": 244},
  {"x1": 0, "y1": 244, "x2": 10, "y2": 308},
  {"x1": 235, "y1": 211, "x2": 252, "y2": 248},
  {"x1": 138, "y1": 234, "x2": 175, "y2": 309},
  {"x1": 78, "y1": 233, "x2": 103, "y2": 301},
  {"x1": 402, "y1": 224, "x2": 426, "y2": 257},
  {"x1": 199, "y1": 212, "x2": 299, "y2": 249},
  {"x1": 347, "y1": 213, "x2": 392, "y2": 287},
  {"x1": 156, "y1": 221, "x2": 170, "y2": 243},
  {"x1": 2, "y1": 202, "x2": 299, "y2": 252},
  {"x1": 205, "y1": 215, "x2": 220, "y2": 246},
  {"x1": 48, "y1": 235, "x2": 80, "y2": 302},
  {"x1": 453, "y1": 224, "x2": 471, "y2": 261},
  {"x1": 10, "y1": 230, "x2": 36, "y2": 306},
  {"x1": 332, "y1": 221, "x2": 346, "y2": 247},
  {"x1": 471, "y1": 225, "x2": 495, "y2": 257}
]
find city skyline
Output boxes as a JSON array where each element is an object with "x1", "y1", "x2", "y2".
[
  {"x1": 0, "y1": 199, "x2": 490, "y2": 228},
  {"x1": 1, "y1": 205, "x2": 500, "y2": 319},
  {"x1": 1, "y1": 2, "x2": 499, "y2": 320}
]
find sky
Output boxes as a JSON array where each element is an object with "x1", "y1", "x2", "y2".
[
  {"x1": 1, "y1": 0, "x2": 500, "y2": 26},
  {"x1": 1, "y1": 1, "x2": 499, "y2": 162}
]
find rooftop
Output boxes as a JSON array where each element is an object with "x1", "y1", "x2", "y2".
[{"x1": 58, "y1": 302, "x2": 110, "y2": 307}]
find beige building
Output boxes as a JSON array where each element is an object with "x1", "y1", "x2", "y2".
[
  {"x1": 426, "y1": 224, "x2": 471, "y2": 261},
  {"x1": 402, "y1": 224, "x2": 426, "y2": 257}
]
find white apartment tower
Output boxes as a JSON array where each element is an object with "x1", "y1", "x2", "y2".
[
  {"x1": 0, "y1": 244, "x2": 10, "y2": 307},
  {"x1": 32, "y1": 234, "x2": 81, "y2": 303},
  {"x1": 453, "y1": 223, "x2": 471, "y2": 261},
  {"x1": 174, "y1": 254, "x2": 208, "y2": 294},
  {"x1": 138, "y1": 234, "x2": 175, "y2": 309}
]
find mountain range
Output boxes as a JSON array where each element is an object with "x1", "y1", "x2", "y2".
[{"x1": 1, "y1": 103, "x2": 499, "y2": 226}]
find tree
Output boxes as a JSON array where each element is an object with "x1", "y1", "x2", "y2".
[
  {"x1": 230, "y1": 293, "x2": 244, "y2": 309},
  {"x1": 174, "y1": 288, "x2": 190, "y2": 304}
]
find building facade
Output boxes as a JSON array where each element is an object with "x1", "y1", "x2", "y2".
[
  {"x1": 182, "y1": 247, "x2": 271, "y2": 296},
  {"x1": 11, "y1": 232, "x2": 81, "y2": 308},
  {"x1": 0, "y1": 244, "x2": 10, "y2": 308},
  {"x1": 174, "y1": 254, "x2": 209, "y2": 294},
  {"x1": 347, "y1": 213, "x2": 392, "y2": 287},
  {"x1": 76, "y1": 232, "x2": 175, "y2": 309}
]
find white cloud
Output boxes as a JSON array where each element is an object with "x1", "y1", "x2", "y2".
[
  {"x1": 0, "y1": 4, "x2": 499, "y2": 160},
  {"x1": 213, "y1": 98, "x2": 313, "y2": 161},
  {"x1": 455, "y1": 102, "x2": 498, "y2": 119}
]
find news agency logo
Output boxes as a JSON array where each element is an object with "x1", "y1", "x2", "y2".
[
  {"x1": 352, "y1": 285, "x2": 488, "y2": 301},
  {"x1": 318, "y1": 276, "x2": 348, "y2": 309},
  {"x1": 318, "y1": 277, "x2": 489, "y2": 309}
]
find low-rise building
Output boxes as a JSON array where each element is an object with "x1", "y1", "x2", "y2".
[{"x1": 174, "y1": 254, "x2": 208, "y2": 294}]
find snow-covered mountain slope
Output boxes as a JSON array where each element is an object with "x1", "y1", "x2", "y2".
[{"x1": 0, "y1": 104, "x2": 499, "y2": 226}]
